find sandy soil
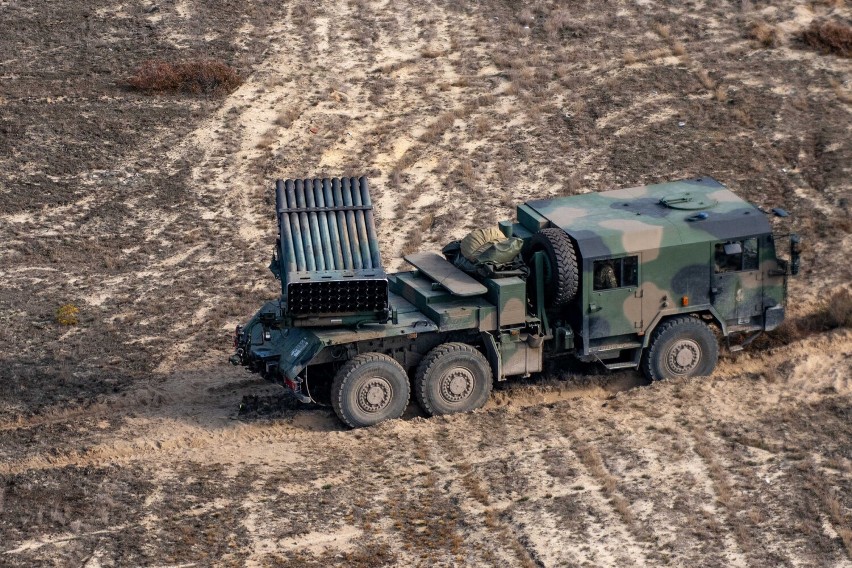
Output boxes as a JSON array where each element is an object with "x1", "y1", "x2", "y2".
[{"x1": 1, "y1": 0, "x2": 850, "y2": 566}]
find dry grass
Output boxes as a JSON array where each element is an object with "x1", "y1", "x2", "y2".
[
  {"x1": 544, "y1": 9, "x2": 572, "y2": 39},
  {"x1": 459, "y1": 158, "x2": 476, "y2": 190},
  {"x1": 624, "y1": 47, "x2": 670, "y2": 65},
  {"x1": 693, "y1": 431, "x2": 736, "y2": 508},
  {"x1": 672, "y1": 41, "x2": 688, "y2": 56},
  {"x1": 748, "y1": 21, "x2": 779, "y2": 47},
  {"x1": 829, "y1": 79, "x2": 852, "y2": 104},
  {"x1": 274, "y1": 108, "x2": 301, "y2": 128},
  {"x1": 697, "y1": 69, "x2": 717, "y2": 90},
  {"x1": 419, "y1": 109, "x2": 463, "y2": 144},
  {"x1": 255, "y1": 129, "x2": 277, "y2": 150},
  {"x1": 400, "y1": 228, "x2": 422, "y2": 256},
  {"x1": 420, "y1": 47, "x2": 444, "y2": 59},
  {"x1": 574, "y1": 442, "x2": 636, "y2": 527},
  {"x1": 801, "y1": 20, "x2": 852, "y2": 57},
  {"x1": 805, "y1": 462, "x2": 852, "y2": 558},
  {"x1": 816, "y1": 287, "x2": 852, "y2": 329},
  {"x1": 461, "y1": 473, "x2": 490, "y2": 505},
  {"x1": 776, "y1": 288, "x2": 852, "y2": 343},
  {"x1": 127, "y1": 60, "x2": 243, "y2": 95}
]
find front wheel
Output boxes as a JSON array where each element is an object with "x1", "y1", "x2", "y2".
[
  {"x1": 331, "y1": 353, "x2": 410, "y2": 428},
  {"x1": 641, "y1": 316, "x2": 718, "y2": 381},
  {"x1": 415, "y1": 343, "x2": 493, "y2": 416}
]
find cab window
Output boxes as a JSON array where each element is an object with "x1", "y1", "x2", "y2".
[
  {"x1": 593, "y1": 256, "x2": 639, "y2": 290},
  {"x1": 714, "y1": 238, "x2": 758, "y2": 273}
]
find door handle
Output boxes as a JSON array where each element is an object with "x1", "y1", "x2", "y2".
[{"x1": 589, "y1": 303, "x2": 602, "y2": 313}]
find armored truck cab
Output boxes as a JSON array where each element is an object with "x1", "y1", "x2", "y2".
[
  {"x1": 232, "y1": 176, "x2": 799, "y2": 427},
  {"x1": 504, "y1": 177, "x2": 793, "y2": 375}
]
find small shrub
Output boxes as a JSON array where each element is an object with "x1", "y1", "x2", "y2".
[
  {"x1": 829, "y1": 79, "x2": 852, "y2": 104},
  {"x1": 801, "y1": 20, "x2": 852, "y2": 57},
  {"x1": 748, "y1": 21, "x2": 779, "y2": 47},
  {"x1": 544, "y1": 9, "x2": 572, "y2": 39},
  {"x1": 654, "y1": 23, "x2": 671, "y2": 40},
  {"x1": 816, "y1": 287, "x2": 852, "y2": 329},
  {"x1": 400, "y1": 228, "x2": 422, "y2": 256},
  {"x1": 56, "y1": 304, "x2": 79, "y2": 326},
  {"x1": 127, "y1": 59, "x2": 243, "y2": 95},
  {"x1": 274, "y1": 108, "x2": 301, "y2": 128},
  {"x1": 697, "y1": 68, "x2": 716, "y2": 90}
]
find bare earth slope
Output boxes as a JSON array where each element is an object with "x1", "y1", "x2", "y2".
[{"x1": 0, "y1": 0, "x2": 850, "y2": 566}]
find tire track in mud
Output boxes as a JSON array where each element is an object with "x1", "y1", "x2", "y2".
[
  {"x1": 0, "y1": 386, "x2": 171, "y2": 433},
  {"x1": 0, "y1": 372, "x2": 312, "y2": 475},
  {"x1": 0, "y1": 419, "x2": 307, "y2": 476}
]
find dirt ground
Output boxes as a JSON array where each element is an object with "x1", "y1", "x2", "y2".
[{"x1": 1, "y1": 0, "x2": 851, "y2": 566}]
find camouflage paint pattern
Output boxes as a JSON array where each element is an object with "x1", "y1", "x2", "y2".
[
  {"x1": 516, "y1": 177, "x2": 788, "y2": 353},
  {"x1": 233, "y1": 176, "x2": 791, "y2": 400}
]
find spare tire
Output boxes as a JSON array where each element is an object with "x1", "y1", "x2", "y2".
[{"x1": 526, "y1": 228, "x2": 579, "y2": 308}]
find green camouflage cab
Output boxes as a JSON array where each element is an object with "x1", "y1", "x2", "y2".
[{"x1": 503, "y1": 177, "x2": 797, "y2": 366}]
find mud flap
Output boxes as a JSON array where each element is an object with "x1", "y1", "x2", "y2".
[
  {"x1": 764, "y1": 305, "x2": 785, "y2": 331},
  {"x1": 481, "y1": 332, "x2": 503, "y2": 381}
]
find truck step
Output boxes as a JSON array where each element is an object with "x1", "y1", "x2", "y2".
[
  {"x1": 589, "y1": 342, "x2": 642, "y2": 353},
  {"x1": 603, "y1": 361, "x2": 639, "y2": 370}
]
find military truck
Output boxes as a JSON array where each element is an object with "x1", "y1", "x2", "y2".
[{"x1": 230, "y1": 176, "x2": 800, "y2": 428}]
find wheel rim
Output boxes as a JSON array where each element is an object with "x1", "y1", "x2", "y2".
[
  {"x1": 440, "y1": 367, "x2": 475, "y2": 403},
  {"x1": 533, "y1": 248, "x2": 554, "y2": 285},
  {"x1": 666, "y1": 339, "x2": 702, "y2": 375},
  {"x1": 357, "y1": 377, "x2": 393, "y2": 413}
]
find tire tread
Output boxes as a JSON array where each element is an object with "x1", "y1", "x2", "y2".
[
  {"x1": 641, "y1": 316, "x2": 718, "y2": 381},
  {"x1": 331, "y1": 353, "x2": 409, "y2": 428},
  {"x1": 414, "y1": 342, "x2": 492, "y2": 416}
]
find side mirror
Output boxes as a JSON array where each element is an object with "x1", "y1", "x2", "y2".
[{"x1": 790, "y1": 234, "x2": 801, "y2": 276}]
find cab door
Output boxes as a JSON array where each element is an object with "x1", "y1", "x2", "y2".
[
  {"x1": 711, "y1": 238, "x2": 762, "y2": 325},
  {"x1": 588, "y1": 255, "x2": 643, "y2": 339}
]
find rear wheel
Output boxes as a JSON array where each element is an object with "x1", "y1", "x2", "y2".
[
  {"x1": 415, "y1": 343, "x2": 493, "y2": 416},
  {"x1": 641, "y1": 316, "x2": 718, "y2": 381},
  {"x1": 526, "y1": 228, "x2": 579, "y2": 309},
  {"x1": 331, "y1": 353, "x2": 410, "y2": 428}
]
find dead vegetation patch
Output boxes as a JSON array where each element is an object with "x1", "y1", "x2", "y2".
[
  {"x1": 747, "y1": 21, "x2": 780, "y2": 47},
  {"x1": 800, "y1": 20, "x2": 852, "y2": 57},
  {"x1": 127, "y1": 60, "x2": 243, "y2": 96}
]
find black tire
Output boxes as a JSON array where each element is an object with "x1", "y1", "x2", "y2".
[
  {"x1": 641, "y1": 316, "x2": 719, "y2": 381},
  {"x1": 331, "y1": 353, "x2": 410, "y2": 428},
  {"x1": 414, "y1": 343, "x2": 493, "y2": 416},
  {"x1": 526, "y1": 228, "x2": 579, "y2": 309}
]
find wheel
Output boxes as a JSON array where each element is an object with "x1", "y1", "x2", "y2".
[
  {"x1": 414, "y1": 343, "x2": 493, "y2": 416},
  {"x1": 641, "y1": 316, "x2": 719, "y2": 381},
  {"x1": 526, "y1": 228, "x2": 579, "y2": 309},
  {"x1": 331, "y1": 353, "x2": 410, "y2": 428}
]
